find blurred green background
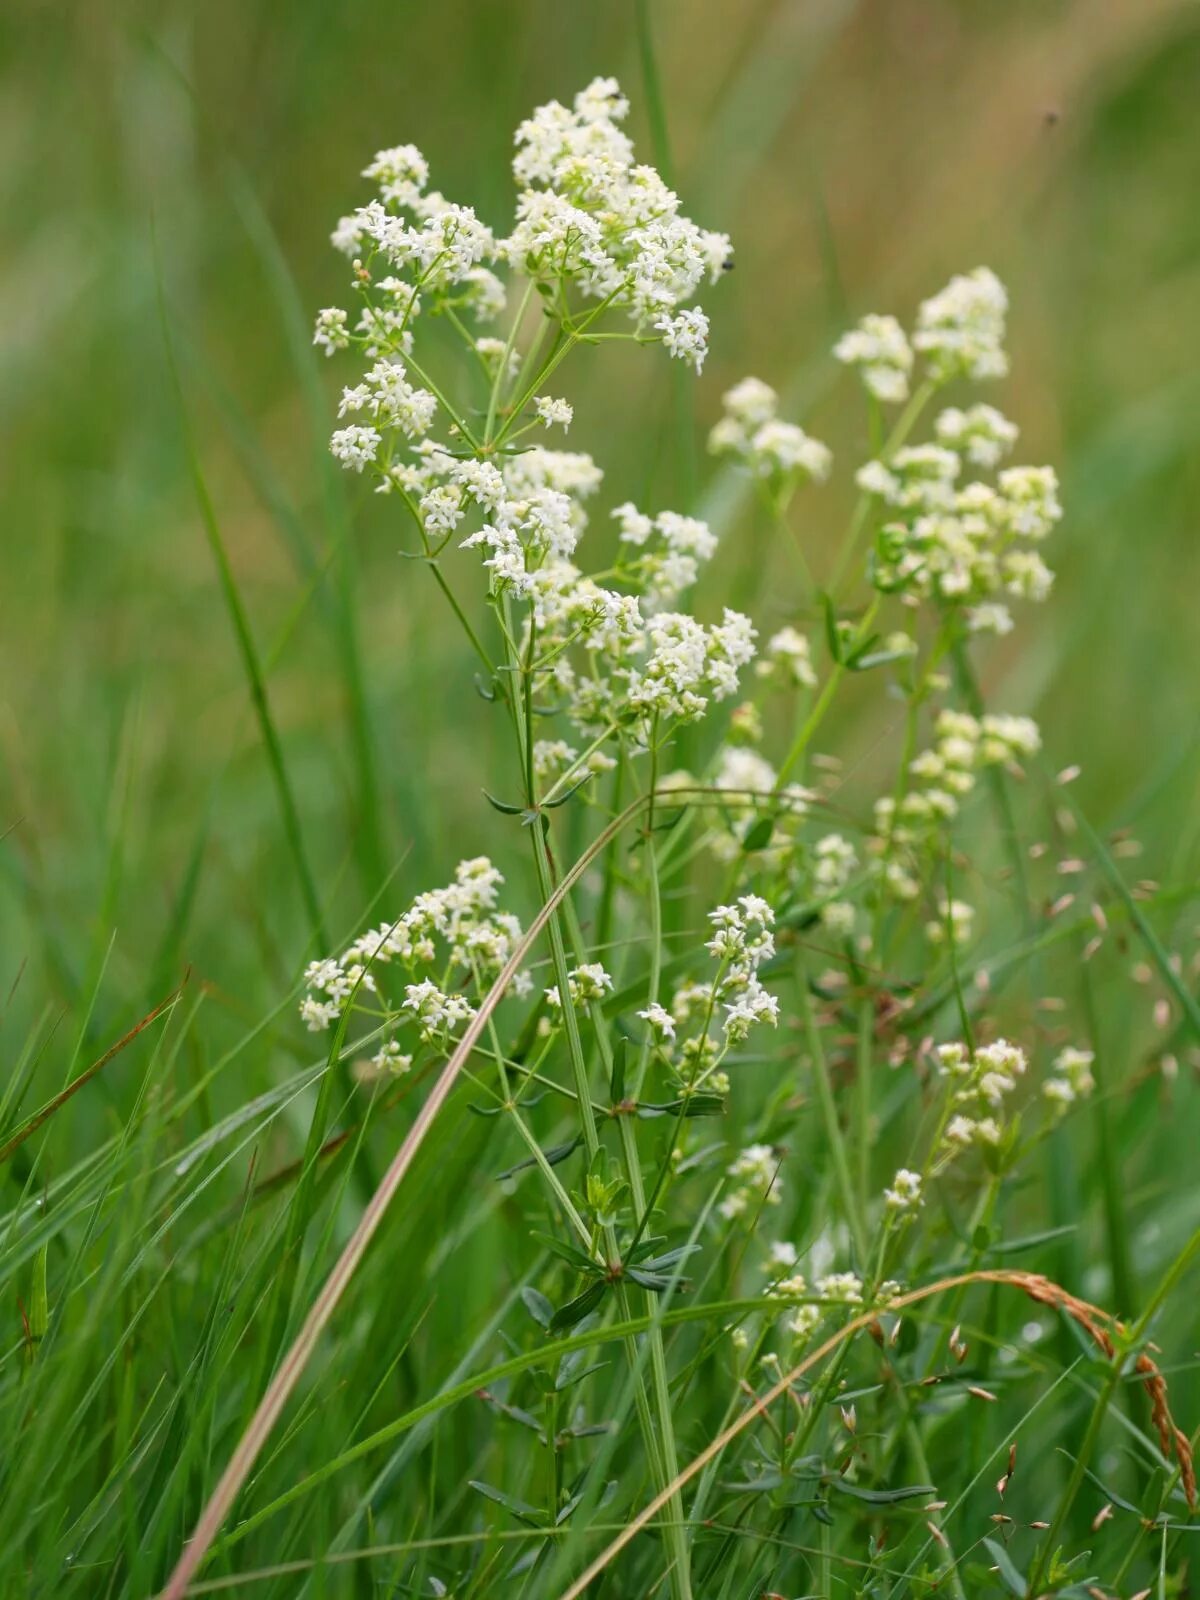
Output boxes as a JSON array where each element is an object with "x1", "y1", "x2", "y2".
[{"x1": 2, "y1": 0, "x2": 1198, "y2": 1058}]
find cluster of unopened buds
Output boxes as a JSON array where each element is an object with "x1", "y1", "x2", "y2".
[{"x1": 871, "y1": 708, "x2": 1042, "y2": 918}]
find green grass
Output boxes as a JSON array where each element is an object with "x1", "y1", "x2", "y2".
[{"x1": 2, "y1": 2, "x2": 1199, "y2": 1596}]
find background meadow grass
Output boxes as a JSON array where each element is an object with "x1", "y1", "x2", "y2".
[{"x1": 2, "y1": 1, "x2": 1199, "y2": 1594}]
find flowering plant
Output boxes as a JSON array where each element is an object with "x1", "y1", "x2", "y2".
[{"x1": 161, "y1": 75, "x2": 1195, "y2": 1600}]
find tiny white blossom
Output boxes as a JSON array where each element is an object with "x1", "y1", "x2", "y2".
[
  {"x1": 535, "y1": 396, "x2": 574, "y2": 431},
  {"x1": 834, "y1": 312, "x2": 913, "y2": 403},
  {"x1": 655, "y1": 307, "x2": 709, "y2": 372},
  {"x1": 330, "y1": 425, "x2": 381, "y2": 472},
  {"x1": 313, "y1": 307, "x2": 350, "y2": 356},
  {"x1": 816, "y1": 1272, "x2": 863, "y2": 1305},
  {"x1": 914, "y1": 267, "x2": 1009, "y2": 384},
  {"x1": 638, "y1": 1002, "x2": 676, "y2": 1041},
  {"x1": 883, "y1": 1168, "x2": 924, "y2": 1213}
]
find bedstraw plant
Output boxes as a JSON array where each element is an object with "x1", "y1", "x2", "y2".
[
  {"x1": 11, "y1": 71, "x2": 1197, "y2": 1600},
  {"x1": 186, "y1": 77, "x2": 1199, "y2": 1600}
]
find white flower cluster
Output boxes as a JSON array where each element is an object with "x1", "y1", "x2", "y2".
[
  {"x1": 702, "y1": 745, "x2": 812, "y2": 867},
  {"x1": 625, "y1": 609, "x2": 757, "y2": 725},
  {"x1": 835, "y1": 268, "x2": 1006, "y2": 403},
  {"x1": 507, "y1": 78, "x2": 730, "y2": 369},
  {"x1": 720, "y1": 1142, "x2": 782, "y2": 1221},
  {"x1": 299, "y1": 858, "x2": 528, "y2": 1050},
  {"x1": 330, "y1": 357, "x2": 439, "y2": 472},
  {"x1": 705, "y1": 897, "x2": 781, "y2": 1043},
  {"x1": 708, "y1": 377, "x2": 832, "y2": 483},
  {"x1": 833, "y1": 313, "x2": 913, "y2": 403},
  {"x1": 873, "y1": 708, "x2": 1041, "y2": 902},
  {"x1": 318, "y1": 79, "x2": 729, "y2": 475},
  {"x1": 811, "y1": 832, "x2": 859, "y2": 936},
  {"x1": 817, "y1": 1270, "x2": 866, "y2": 1304},
  {"x1": 535, "y1": 395, "x2": 574, "y2": 432},
  {"x1": 757, "y1": 1258, "x2": 901, "y2": 1351},
  {"x1": 545, "y1": 962, "x2": 614, "y2": 1010},
  {"x1": 755, "y1": 625, "x2": 817, "y2": 689},
  {"x1": 861, "y1": 443, "x2": 1060, "y2": 616},
  {"x1": 913, "y1": 267, "x2": 1009, "y2": 383},
  {"x1": 644, "y1": 896, "x2": 780, "y2": 1106},
  {"x1": 1043, "y1": 1046, "x2": 1096, "y2": 1110},
  {"x1": 937, "y1": 1038, "x2": 1028, "y2": 1151},
  {"x1": 611, "y1": 501, "x2": 718, "y2": 607},
  {"x1": 883, "y1": 1167, "x2": 923, "y2": 1213},
  {"x1": 934, "y1": 403, "x2": 1019, "y2": 468},
  {"x1": 925, "y1": 896, "x2": 974, "y2": 948}
]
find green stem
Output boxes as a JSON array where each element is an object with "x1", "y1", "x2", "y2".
[
  {"x1": 828, "y1": 377, "x2": 937, "y2": 595},
  {"x1": 798, "y1": 966, "x2": 869, "y2": 1266},
  {"x1": 556, "y1": 895, "x2": 692, "y2": 1600}
]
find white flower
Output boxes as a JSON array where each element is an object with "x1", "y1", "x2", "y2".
[
  {"x1": 532, "y1": 738, "x2": 578, "y2": 780},
  {"x1": 816, "y1": 1272, "x2": 863, "y2": 1305},
  {"x1": 330, "y1": 425, "x2": 381, "y2": 472},
  {"x1": 755, "y1": 625, "x2": 817, "y2": 687},
  {"x1": 788, "y1": 1304, "x2": 823, "y2": 1340},
  {"x1": 914, "y1": 267, "x2": 1009, "y2": 383},
  {"x1": 722, "y1": 978, "x2": 780, "y2": 1042},
  {"x1": 313, "y1": 307, "x2": 350, "y2": 356},
  {"x1": 995, "y1": 465, "x2": 1062, "y2": 541},
  {"x1": 749, "y1": 421, "x2": 831, "y2": 481},
  {"x1": 300, "y1": 995, "x2": 341, "y2": 1032},
  {"x1": 362, "y1": 142, "x2": 430, "y2": 197},
  {"x1": 834, "y1": 312, "x2": 913, "y2": 403},
  {"x1": 722, "y1": 376, "x2": 777, "y2": 427},
  {"x1": 535, "y1": 396, "x2": 574, "y2": 431},
  {"x1": 821, "y1": 900, "x2": 856, "y2": 938},
  {"x1": 402, "y1": 979, "x2": 476, "y2": 1041},
  {"x1": 461, "y1": 266, "x2": 507, "y2": 321},
  {"x1": 883, "y1": 1168, "x2": 924, "y2": 1213},
  {"x1": 926, "y1": 898, "x2": 974, "y2": 947},
  {"x1": 547, "y1": 963, "x2": 614, "y2": 1007},
  {"x1": 475, "y1": 336, "x2": 520, "y2": 378},
  {"x1": 612, "y1": 500, "x2": 655, "y2": 545},
  {"x1": 814, "y1": 833, "x2": 857, "y2": 893},
  {"x1": 710, "y1": 379, "x2": 831, "y2": 481},
  {"x1": 371, "y1": 1040, "x2": 413, "y2": 1075},
  {"x1": 638, "y1": 1002, "x2": 676, "y2": 1041},
  {"x1": 720, "y1": 1143, "x2": 782, "y2": 1219},
  {"x1": 1044, "y1": 1046, "x2": 1096, "y2": 1109},
  {"x1": 655, "y1": 307, "x2": 709, "y2": 371},
  {"x1": 571, "y1": 962, "x2": 612, "y2": 1000},
  {"x1": 967, "y1": 602, "x2": 1014, "y2": 635},
  {"x1": 935, "y1": 404, "x2": 1018, "y2": 468}
]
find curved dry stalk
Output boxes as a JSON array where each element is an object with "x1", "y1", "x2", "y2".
[
  {"x1": 156, "y1": 783, "x2": 776, "y2": 1600},
  {"x1": 552, "y1": 1268, "x2": 1194, "y2": 1600}
]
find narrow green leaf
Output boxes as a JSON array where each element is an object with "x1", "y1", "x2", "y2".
[
  {"x1": 549, "y1": 1280, "x2": 608, "y2": 1332},
  {"x1": 741, "y1": 814, "x2": 775, "y2": 853},
  {"x1": 468, "y1": 1480, "x2": 548, "y2": 1527},
  {"x1": 482, "y1": 789, "x2": 524, "y2": 816},
  {"x1": 829, "y1": 1478, "x2": 936, "y2": 1505},
  {"x1": 520, "y1": 1287, "x2": 554, "y2": 1329},
  {"x1": 983, "y1": 1536, "x2": 1027, "y2": 1597},
  {"x1": 609, "y1": 1037, "x2": 627, "y2": 1103}
]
